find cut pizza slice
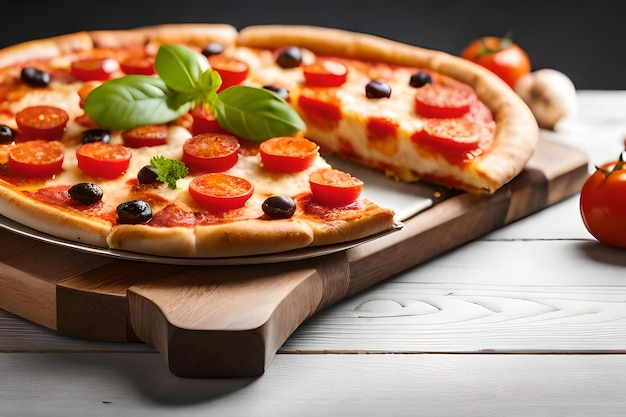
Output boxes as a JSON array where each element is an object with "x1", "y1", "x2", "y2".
[{"x1": 236, "y1": 25, "x2": 539, "y2": 194}]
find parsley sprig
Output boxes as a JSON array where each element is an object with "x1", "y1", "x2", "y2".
[{"x1": 149, "y1": 155, "x2": 188, "y2": 190}]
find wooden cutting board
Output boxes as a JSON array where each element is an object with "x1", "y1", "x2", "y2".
[{"x1": 0, "y1": 137, "x2": 589, "y2": 378}]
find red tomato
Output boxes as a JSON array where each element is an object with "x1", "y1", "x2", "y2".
[
  {"x1": 15, "y1": 105, "x2": 69, "y2": 140},
  {"x1": 120, "y1": 56, "x2": 155, "y2": 75},
  {"x1": 182, "y1": 133, "x2": 240, "y2": 173},
  {"x1": 259, "y1": 136, "x2": 319, "y2": 173},
  {"x1": 461, "y1": 33, "x2": 531, "y2": 89},
  {"x1": 414, "y1": 83, "x2": 477, "y2": 118},
  {"x1": 580, "y1": 154, "x2": 626, "y2": 248},
  {"x1": 190, "y1": 105, "x2": 229, "y2": 135},
  {"x1": 122, "y1": 124, "x2": 168, "y2": 148},
  {"x1": 302, "y1": 60, "x2": 348, "y2": 87},
  {"x1": 208, "y1": 55, "x2": 250, "y2": 91},
  {"x1": 8, "y1": 140, "x2": 64, "y2": 178},
  {"x1": 71, "y1": 57, "x2": 120, "y2": 81},
  {"x1": 76, "y1": 142, "x2": 132, "y2": 179},
  {"x1": 414, "y1": 118, "x2": 482, "y2": 153},
  {"x1": 309, "y1": 168, "x2": 363, "y2": 207},
  {"x1": 189, "y1": 173, "x2": 253, "y2": 212}
]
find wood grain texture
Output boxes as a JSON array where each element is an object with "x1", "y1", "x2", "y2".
[
  {"x1": 0, "y1": 138, "x2": 589, "y2": 377},
  {"x1": 1, "y1": 352, "x2": 626, "y2": 417}
]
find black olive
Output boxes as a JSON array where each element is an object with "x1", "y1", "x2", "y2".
[
  {"x1": 263, "y1": 85, "x2": 289, "y2": 100},
  {"x1": 137, "y1": 165, "x2": 160, "y2": 185},
  {"x1": 116, "y1": 200, "x2": 152, "y2": 224},
  {"x1": 262, "y1": 195, "x2": 297, "y2": 219},
  {"x1": 81, "y1": 129, "x2": 111, "y2": 144},
  {"x1": 0, "y1": 124, "x2": 15, "y2": 144},
  {"x1": 68, "y1": 182, "x2": 103, "y2": 205},
  {"x1": 409, "y1": 71, "x2": 432, "y2": 88},
  {"x1": 276, "y1": 46, "x2": 302, "y2": 68},
  {"x1": 365, "y1": 80, "x2": 392, "y2": 99},
  {"x1": 201, "y1": 42, "x2": 224, "y2": 57},
  {"x1": 20, "y1": 66, "x2": 51, "y2": 87}
]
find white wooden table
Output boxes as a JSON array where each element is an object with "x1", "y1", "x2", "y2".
[{"x1": 2, "y1": 91, "x2": 626, "y2": 417}]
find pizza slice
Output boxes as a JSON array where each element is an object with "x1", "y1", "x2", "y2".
[{"x1": 236, "y1": 25, "x2": 539, "y2": 194}]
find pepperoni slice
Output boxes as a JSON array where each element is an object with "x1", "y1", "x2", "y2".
[
  {"x1": 259, "y1": 136, "x2": 319, "y2": 173},
  {"x1": 76, "y1": 142, "x2": 132, "y2": 179},
  {"x1": 302, "y1": 60, "x2": 348, "y2": 87},
  {"x1": 414, "y1": 118, "x2": 483, "y2": 154},
  {"x1": 8, "y1": 140, "x2": 65, "y2": 178},
  {"x1": 182, "y1": 133, "x2": 241, "y2": 173},
  {"x1": 297, "y1": 92, "x2": 342, "y2": 131},
  {"x1": 414, "y1": 83, "x2": 477, "y2": 118},
  {"x1": 71, "y1": 57, "x2": 120, "y2": 81},
  {"x1": 309, "y1": 168, "x2": 363, "y2": 207},
  {"x1": 15, "y1": 105, "x2": 69, "y2": 140},
  {"x1": 120, "y1": 56, "x2": 156, "y2": 75},
  {"x1": 122, "y1": 124, "x2": 169, "y2": 148},
  {"x1": 208, "y1": 55, "x2": 250, "y2": 92},
  {"x1": 188, "y1": 173, "x2": 253, "y2": 212}
]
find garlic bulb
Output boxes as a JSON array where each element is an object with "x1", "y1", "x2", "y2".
[{"x1": 514, "y1": 68, "x2": 577, "y2": 130}]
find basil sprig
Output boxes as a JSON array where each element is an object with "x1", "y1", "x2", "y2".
[{"x1": 84, "y1": 44, "x2": 305, "y2": 141}]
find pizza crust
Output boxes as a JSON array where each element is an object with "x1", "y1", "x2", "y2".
[
  {"x1": 107, "y1": 218, "x2": 314, "y2": 258},
  {"x1": 89, "y1": 24, "x2": 239, "y2": 50},
  {"x1": 0, "y1": 181, "x2": 110, "y2": 247},
  {"x1": 0, "y1": 32, "x2": 94, "y2": 67}
]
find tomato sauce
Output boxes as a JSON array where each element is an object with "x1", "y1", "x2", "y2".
[
  {"x1": 24, "y1": 185, "x2": 116, "y2": 222},
  {"x1": 150, "y1": 203, "x2": 255, "y2": 227},
  {"x1": 294, "y1": 193, "x2": 364, "y2": 221}
]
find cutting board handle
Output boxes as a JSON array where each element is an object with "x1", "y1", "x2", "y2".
[{"x1": 127, "y1": 252, "x2": 352, "y2": 377}]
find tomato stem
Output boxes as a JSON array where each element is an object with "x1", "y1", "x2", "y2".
[
  {"x1": 477, "y1": 31, "x2": 514, "y2": 58},
  {"x1": 596, "y1": 151, "x2": 625, "y2": 177}
]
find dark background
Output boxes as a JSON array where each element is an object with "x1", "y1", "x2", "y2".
[{"x1": 2, "y1": 0, "x2": 622, "y2": 89}]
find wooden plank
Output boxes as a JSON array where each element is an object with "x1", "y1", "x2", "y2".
[
  {"x1": 284, "y1": 239, "x2": 626, "y2": 353},
  {"x1": 1, "y1": 352, "x2": 625, "y2": 417},
  {"x1": 0, "y1": 138, "x2": 590, "y2": 377}
]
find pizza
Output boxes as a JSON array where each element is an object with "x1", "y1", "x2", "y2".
[{"x1": 0, "y1": 24, "x2": 538, "y2": 259}]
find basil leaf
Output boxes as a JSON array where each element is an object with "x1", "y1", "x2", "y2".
[
  {"x1": 155, "y1": 44, "x2": 210, "y2": 93},
  {"x1": 214, "y1": 85, "x2": 306, "y2": 141},
  {"x1": 198, "y1": 69, "x2": 222, "y2": 97},
  {"x1": 84, "y1": 75, "x2": 193, "y2": 130}
]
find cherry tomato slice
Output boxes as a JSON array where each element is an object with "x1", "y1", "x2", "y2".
[
  {"x1": 415, "y1": 118, "x2": 482, "y2": 153},
  {"x1": 71, "y1": 57, "x2": 120, "y2": 81},
  {"x1": 208, "y1": 55, "x2": 250, "y2": 92},
  {"x1": 309, "y1": 168, "x2": 363, "y2": 207},
  {"x1": 190, "y1": 105, "x2": 229, "y2": 135},
  {"x1": 120, "y1": 56, "x2": 155, "y2": 75},
  {"x1": 189, "y1": 173, "x2": 253, "y2": 212},
  {"x1": 76, "y1": 142, "x2": 132, "y2": 179},
  {"x1": 122, "y1": 124, "x2": 168, "y2": 148},
  {"x1": 259, "y1": 136, "x2": 319, "y2": 173},
  {"x1": 182, "y1": 133, "x2": 240, "y2": 173},
  {"x1": 15, "y1": 105, "x2": 69, "y2": 140},
  {"x1": 414, "y1": 83, "x2": 477, "y2": 118},
  {"x1": 302, "y1": 60, "x2": 348, "y2": 87},
  {"x1": 8, "y1": 140, "x2": 64, "y2": 178}
]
